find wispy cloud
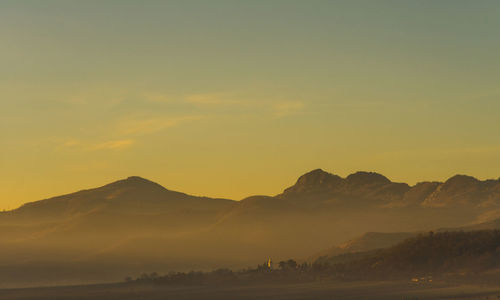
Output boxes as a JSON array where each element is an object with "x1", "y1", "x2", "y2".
[
  {"x1": 185, "y1": 93, "x2": 306, "y2": 118},
  {"x1": 119, "y1": 116, "x2": 202, "y2": 135},
  {"x1": 61, "y1": 139, "x2": 135, "y2": 151},
  {"x1": 272, "y1": 101, "x2": 304, "y2": 117},
  {"x1": 382, "y1": 145, "x2": 500, "y2": 158},
  {"x1": 91, "y1": 139, "x2": 135, "y2": 150},
  {"x1": 62, "y1": 139, "x2": 82, "y2": 147},
  {"x1": 141, "y1": 92, "x2": 172, "y2": 103},
  {"x1": 56, "y1": 92, "x2": 125, "y2": 106},
  {"x1": 58, "y1": 114, "x2": 201, "y2": 152},
  {"x1": 183, "y1": 92, "x2": 308, "y2": 119},
  {"x1": 184, "y1": 93, "x2": 240, "y2": 105}
]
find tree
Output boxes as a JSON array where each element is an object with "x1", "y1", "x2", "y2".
[
  {"x1": 279, "y1": 261, "x2": 287, "y2": 270},
  {"x1": 279, "y1": 259, "x2": 298, "y2": 271},
  {"x1": 287, "y1": 259, "x2": 298, "y2": 270}
]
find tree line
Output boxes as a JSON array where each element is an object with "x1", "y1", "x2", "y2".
[{"x1": 126, "y1": 230, "x2": 500, "y2": 285}]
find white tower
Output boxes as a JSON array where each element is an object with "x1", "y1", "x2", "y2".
[{"x1": 267, "y1": 258, "x2": 273, "y2": 269}]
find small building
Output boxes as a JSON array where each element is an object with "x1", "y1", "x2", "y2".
[{"x1": 267, "y1": 258, "x2": 273, "y2": 269}]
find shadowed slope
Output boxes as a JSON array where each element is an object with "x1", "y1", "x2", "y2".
[
  {"x1": 10, "y1": 176, "x2": 234, "y2": 219},
  {"x1": 312, "y1": 216, "x2": 500, "y2": 266}
]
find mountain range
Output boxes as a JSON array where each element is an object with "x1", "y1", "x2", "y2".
[{"x1": 2, "y1": 169, "x2": 500, "y2": 287}]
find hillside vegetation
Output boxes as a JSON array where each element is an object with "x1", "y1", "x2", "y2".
[{"x1": 314, "y1": 230, "x2": 500, "y2": 278}]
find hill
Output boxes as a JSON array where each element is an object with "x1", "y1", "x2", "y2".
[
  {"x1": 319, "y1": 230, "x2": 500, "y2": 279},
  {"x1": 311, "y1": 232, "x2": 417, "y2": 264},
  {"x1": 311, "y1": 217, "x2": 500, "y2": 265},
  {"x1": 0, "y1": 176, "x2": 235, "y2": 241},
  {"x1": 3, "y1": 169, "x2": 500, "y2": 287}
]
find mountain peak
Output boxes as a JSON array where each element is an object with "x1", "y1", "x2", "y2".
[
  {"x1": 296, "y1": 169, "x2": 341, "y2": 185},
  {"x1": 444, "y1": 174, "x2": 479, "y2": 186},
  {"x1": 345, "y1": 171, "x2": 390, "y2": 186},
  {"x1": 105, "y1": 176, "x2": 167, "y2": 191},
  {"x1": 421, "y1": 174, "x2": 485, "y2": 207},
  {"x1": 125, "y1": 176, "x2": 155, "y2": 183},
  {"x1": 282, "y1": 169, "x2": 343, "y2": 195}
]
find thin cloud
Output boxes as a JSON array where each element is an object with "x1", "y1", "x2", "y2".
[
  {"x1": 142, "y1": 93, "x2": 172, "y2": 103},
  {"x1": 91, "y1": 139, "x2": 135, "y2": 150},
  {"x1": 184, "y1": 93, "x2": 240, "y2": 105},
  {"x1": 120, "y1": 116, "x2": 202, "y2": 135},
  {"x1": 61, "y1": 139, "x2": 135, "y2": 151},
  {"x1": 59, "y1": 115, "x2": 201, "y2": 152},
  {"x1": 185, "y1": 94, "x2": 305, "y2": 118},
  {"x1": 382, "y1": 145, "x2": 500, "y2": 158},
  {"x1": 57, "y1": 93, "x2": 124, "y2": 106},
  {"x1": 272, "y1": 101, "x2": 304, "y2": 117},
  {"x1": 62, "y1": 139, "x2": 82, "y2": 147}
]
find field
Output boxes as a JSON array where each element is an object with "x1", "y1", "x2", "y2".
[{"x1": 2, "y1": 280, "x2": 500, "y2": 300}]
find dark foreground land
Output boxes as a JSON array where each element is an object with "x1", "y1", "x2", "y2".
[{"x1": 2, "y1": 280, "x2": 500, "y2": 300}]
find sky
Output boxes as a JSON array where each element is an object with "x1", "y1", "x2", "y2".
[{"x1": 1, "y1": 0, "x2": 500, "y2": 210}]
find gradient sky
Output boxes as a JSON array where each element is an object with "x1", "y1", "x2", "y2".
[{"x1": 2, "y1": 0, "x2": 500, "y2": 210}]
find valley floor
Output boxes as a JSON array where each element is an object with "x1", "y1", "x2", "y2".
[{"x1": 1, "y1": 280, "x2": 500, "y2": 300}]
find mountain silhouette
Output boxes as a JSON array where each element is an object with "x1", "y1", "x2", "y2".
[
  {"x1": 312, "y1": 216, "x2": 500, "y2": 266},
  {"x1": 11, "y1": 176, "x2": 234, "y2": 219},
  {"x1": 278, "y1": 169, "x2": 500, "y2": 209},
  {"x1": 3, "y1": 169, "x2": 500, "y2": 287}
]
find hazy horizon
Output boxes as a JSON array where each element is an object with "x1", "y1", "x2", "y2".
[{"x1": 2, "y1": 0, "x2": 500, "y2": 210}]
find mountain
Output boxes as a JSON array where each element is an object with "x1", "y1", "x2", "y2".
[
  {"x1": 311, "y1": 232, "x2": 417, "y2": 264},
  {"x1": 11, "y1": 176, "x2": 234, "y2": 218},
  {"x1": 0, "y1": 176, "x2": 238, "y2": 287},
  {"x1": 422, "y1": 175, "x2": 500, "y2": 208},
  {"x1": 278, "y1": 169, "x2": 500, "y2": 210},
  {"x1": 277, "y1": 169, "x2": 410, "y2": 207},
  {"x1": 311, "y1": 216, "x2": 500, "y2": 267},
  {"x1": 3, "y1": 169, "x2": 500, "y2": 287},
  {"x1": 0, "y1": 176, "x2": 235, "y2": 242},
  {"x1": 318, "y1": 230, "x2": 500, "y2": 279}
]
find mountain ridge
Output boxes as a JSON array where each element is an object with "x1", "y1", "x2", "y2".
[
  {"x1": 3, "y1": 169, "x2": 500, "y2": 287},
  {"x1": 279, "y1": 169, "x2": 500, "y2": 209},
  {"x1": 7, "y1": 170, "x2": 500, "y2": 214}
]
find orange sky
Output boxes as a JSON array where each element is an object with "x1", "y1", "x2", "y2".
[{"x1": 2, "y1": 1, "x2": 500, "y2": 210}]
